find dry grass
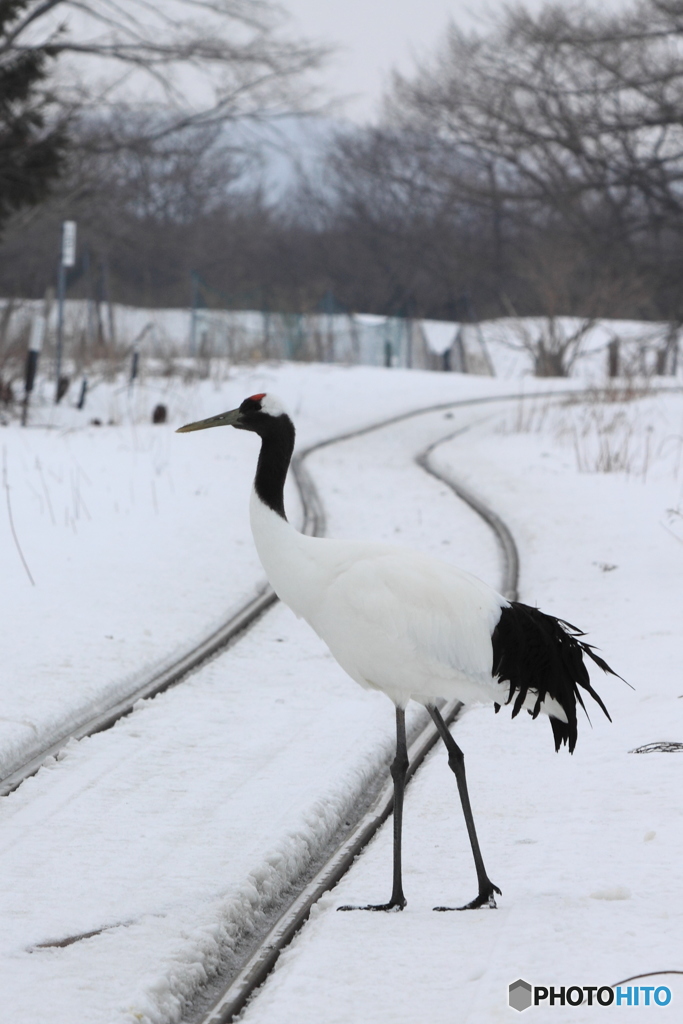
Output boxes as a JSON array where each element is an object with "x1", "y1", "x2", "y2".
[
  {"x1": 568, "y1": 406, "x2": 655, "y2": 477},
  {"x1": 501, "y1": 379, "x2": 681, "y2": 479}
]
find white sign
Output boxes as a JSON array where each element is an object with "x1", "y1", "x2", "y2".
[
  {"x1": 29, "y1": 315, "x2": 45, "y2": 353},
  {"x1": 61, "y1": 221, "x2": 77, "y2": 267}
]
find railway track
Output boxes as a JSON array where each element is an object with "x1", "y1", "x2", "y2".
[
  {"x1": 0, "y1": 385, "x2": 603, "y2": 1020},
  {"x1": 0, "y1": 387, "x2": 547, "y2": 799}
]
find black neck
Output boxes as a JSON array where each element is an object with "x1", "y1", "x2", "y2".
[{"x1": 253, "y1": 415, "x2": 296, "y2": 519}]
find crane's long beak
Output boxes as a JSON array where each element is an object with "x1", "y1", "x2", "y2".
[{"x1": 176, "y1": 408, "x2": 241, "y2": 433}]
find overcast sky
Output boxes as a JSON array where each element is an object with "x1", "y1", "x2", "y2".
[{"x1": 283, "y1": 0, "x2": 625, "y2": 122}]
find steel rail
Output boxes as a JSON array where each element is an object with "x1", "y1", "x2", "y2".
[
  {"x1": 416, "y1": 429, "x2": 519, "y2": 602},
  {"x1": 200, "y1": 700, "x2": 465, "y2": 1024},
  {"x1": 0, "y1": 587, "x2": 279, "y2": 797},
  {"x1": 0, "y1": 418, "x2": 330, "y2": 799},
  {"x1": 195, "y1": 404, "x2": 524, "y2": 1024}
]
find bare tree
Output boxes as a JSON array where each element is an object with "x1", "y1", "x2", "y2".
[
  {"x1": 0, "y1": 1, "x2": 69, "y2": 230},
  {"x1": 387, "y1": 3, "x2": 683, "y2": 228},
  {"x1": 0, "y1": 110, "x2": 261, "y2": 302},
  {"x1": 298, "y1": 1, "x2": 683, "y2": 336},
  {"x1": 0, "y1": 0, "x2": 330, "y2": 296},
  {"x1": 1, "y1": 0, "x2": 328, "y2": 151},
  {"x1": 291, "y1": 123, "x2": 505, "y2": 319}
]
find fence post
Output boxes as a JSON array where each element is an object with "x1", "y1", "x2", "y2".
[
  {"x1": 607, "y1": 337, "x2": 620, "y2": 377},
  {"x1": 22, "y1": 305, "x2": 45, "y2": 425},
  {"x1": 189, "y1": 271, "x2": 201, "y2": 356}
]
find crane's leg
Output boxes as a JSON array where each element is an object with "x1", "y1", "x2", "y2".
[
  {"x1": 427, "y1": 704, "x2": 501, "y2": 910},
  {"x1": 338, "y1": 705, "x2": 408, "y2": 912}
]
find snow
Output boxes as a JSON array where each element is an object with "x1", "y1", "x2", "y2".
[
  {"x1": 420, "y1": 319, "x2": 458, "y2": 355},
  {"x1": 239, "y1": 386, "x2": 683, "y2": 1024},
  {"x1": 480, "y1": 317, "x2": 673, "y2": 381},
  {"x1": 0, "y1": 355, "x2": 681, "y2": 1022}
]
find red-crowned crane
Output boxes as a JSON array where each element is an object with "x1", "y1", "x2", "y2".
[{"x1": 178, "y1": 393, "x2": 619, "y2": 911}]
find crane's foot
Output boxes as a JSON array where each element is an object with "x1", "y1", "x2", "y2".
[
  {"x1": 338, "y1": 898, "x2": 406, "y2": 913},
  {"x1": 434, "y1": 881, "x2": 501, "y2": 911}
]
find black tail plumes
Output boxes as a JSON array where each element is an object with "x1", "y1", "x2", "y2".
[{"x1": 491, "y1": 602, "x2": 618, "y2": 752}]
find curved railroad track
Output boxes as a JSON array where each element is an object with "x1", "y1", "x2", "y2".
[
  {"x1": 1, "y1": 387, "x2": 548, "y2": 799},
  {"x1": 0, "y1": 385, "x2": 624, "y2": 1020}
]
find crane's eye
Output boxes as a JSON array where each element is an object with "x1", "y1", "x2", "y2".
[{"x1": 240, "y1": 396, "x2": 264, "y2": 415}]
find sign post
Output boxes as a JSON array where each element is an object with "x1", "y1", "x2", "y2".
[
  {"x1": 21, "y1": 288, "x2": 53, "y2": 426},
  {"x1": 55, "y1": 220, "x2": 76, "y2": 403}
]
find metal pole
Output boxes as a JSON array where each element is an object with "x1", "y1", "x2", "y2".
[
  {"x1": 129, "y1": 323, "x2": 152, "y2": 386},
  {"x1": 54, "y1": 260, "x2": 66, "y2": 400},
  {"x1": 55, "y1": 220, "x2": 76, "y2": 403}
]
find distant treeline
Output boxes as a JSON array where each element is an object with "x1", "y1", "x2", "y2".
[{"x1": 3, "y1": 0, "x2": 683, "y2": 325}]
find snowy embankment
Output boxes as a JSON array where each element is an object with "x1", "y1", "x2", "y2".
[
  {"x1": 2, "y1": 295, "x2": 672, "y2": 377},
  {"x1": 0, "y1": 365, "x2": 680, "y2": 1023}
]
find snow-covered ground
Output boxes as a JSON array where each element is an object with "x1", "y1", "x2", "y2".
[
  {"x1": 0, "y1": 362, "x2": 681, "y2": 1022},
  {"x1": 239, "y1": 387, "x2": 683, "y2": 1023}
]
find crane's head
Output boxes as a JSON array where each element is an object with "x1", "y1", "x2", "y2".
[{"x1": 176, "y1": 393, "x2": 290, "y2": 437}]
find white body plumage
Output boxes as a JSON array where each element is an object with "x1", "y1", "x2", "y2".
[{"x1": 250, "y1": 487, "x2": 565, "y2": 718}]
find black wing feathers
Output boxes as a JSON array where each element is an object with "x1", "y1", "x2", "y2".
[{"x1": 491, "y1": 602, "x2": 618, "y2": 753}]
